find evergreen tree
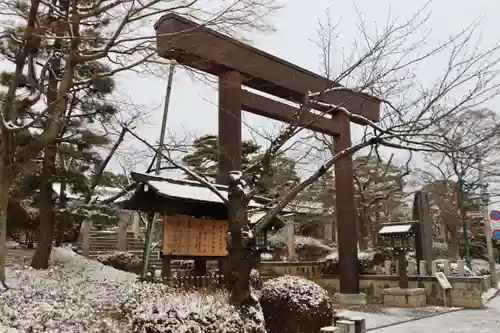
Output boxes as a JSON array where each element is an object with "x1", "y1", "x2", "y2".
[
  {"x1": 182, "y1": 134, "x2": 261, "y2": 180},
  {"x1": 182, "y1": 134, "x2": 300, "y2": 197},
  {"x1": 99, "y1": 171, "x2": 130, "y2": 188},
  {"x1": 0, "y1": 1, "x2": 119, "y2": 268}
]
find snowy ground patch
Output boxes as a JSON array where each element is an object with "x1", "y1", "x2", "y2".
[
  {"x1": 0, "y1": 247, "x2": 264, "y2": 333},
  {"x1": 337, "y1": 306, "x2": 457, "y2": 329}
]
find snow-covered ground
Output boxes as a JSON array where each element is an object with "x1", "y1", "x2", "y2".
[
  {"x1": 370, "y1": 296, "x2": 500, "y2": 333},
  {"x1": 1, "y1": 246, "x2": 499, "y2": 333},
  {"x1": 0, "y1": 247, "x2": 262, "y2": 333}
]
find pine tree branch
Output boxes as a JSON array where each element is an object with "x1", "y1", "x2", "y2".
[
  {"x1": 86, "y1": 126, "x2": 127, "y2": 202},
  {"x1": 123, "y1": 126, "x2": 229, "y2": 205}
]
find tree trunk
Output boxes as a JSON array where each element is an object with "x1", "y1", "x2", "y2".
[
  {"x1": 31, "y1": 143, "x2": 57, "y2": 269},
  {"x1": 54, "y1": 182, "x2": 67, "y2": 247},
  {"x1": 359, "y1": 213, "x2": 369, "y2": 251},
  {"x1": 446, "y1": 215, "x2": 459, "y2": 259},
  {"x1": 227, "y1": 177, "x2": 252, "y2": 306},
  {"x1": 0, "y1": 159, "x2": 10, "y2": 287}
]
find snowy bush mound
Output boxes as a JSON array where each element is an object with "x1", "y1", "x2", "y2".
[
  {"x1": 121, "y1": 283, "x2": 266, "y2": 333},
  {"x1": 0, "y1": 247, "x2": 265, "y2": 333},
  {"x1": 97, "y1": 251, "x2": 143, "y2": 274},
  {"x1": 267, "y1": 233, "x2": 335, "y2": 261},
  {"x1": 321, "y1": 250, "x2": 386, "y2": 275},
  {"x1": 260, "y1": 275, "x2": 334, "y2": 333}
]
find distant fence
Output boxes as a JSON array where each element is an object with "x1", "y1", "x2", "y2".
[{"x1": 259, "y1": 258, "x2": 481, "y2": 279}]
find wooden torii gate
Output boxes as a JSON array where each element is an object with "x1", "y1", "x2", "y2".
[{"x1": 154, "y1": 14, "x2": 381, "y2": 295}]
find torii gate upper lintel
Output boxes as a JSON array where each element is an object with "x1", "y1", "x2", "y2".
[{"x1": 154, "y1": 13, "x2": 381, "y2": 295}]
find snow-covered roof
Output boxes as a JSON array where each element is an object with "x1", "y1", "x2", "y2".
[
  {"x1": 51, "y1": 183, "x2": 132, "y2": 204},
  {"x1": 133, "y1": 172, "x2": 262, "y2": 207},
  {"x1": 379, "y1": 224, "x2": 413, "y2": 235}
]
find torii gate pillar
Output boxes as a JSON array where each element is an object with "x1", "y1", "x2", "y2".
[{"x1": 217, "y1": 71, "x2": 243, "y2": 184}]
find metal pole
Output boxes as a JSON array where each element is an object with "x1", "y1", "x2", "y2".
[
  {"x1": 459, "y1": 178, "x2": 471, "y2": 269},
  {"x1": 478, "y1": 157, "x2": 497, "y2": 285},
  {"x1": 141, "y1": 62, "x2": 176, "y2": 278}
]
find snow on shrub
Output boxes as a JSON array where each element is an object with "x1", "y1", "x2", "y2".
[
  {"x1": 268, "y1": 232, "x2": 335, "y2": 261},
  {"x1": 97, "y1": 251, "x2": 142, "y2": 274},
  {"x1": 260, "y1": 275, "x2": 334, "y2": 333},
  {"x1": 121, "y1": 283, "x2": 266, "y2": 333},
  {"x1": 250, "y1": 269, "x2": 263, "y2": 290},
  {"x1": 321, "y1": 250, "x2": 385, "y2": 275},
  {"x1": 0, "y1": 247, "x2": 266, "y2": 333}
]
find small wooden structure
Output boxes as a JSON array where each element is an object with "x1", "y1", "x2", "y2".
[
  {"x1": 123, "y1": 172, "x2": 282, "y2": 278},
  {"x1": 379, "y1": 221, "x2": 418, "y2": 288}
]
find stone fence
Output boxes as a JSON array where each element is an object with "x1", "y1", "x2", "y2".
[{"x1": 259, "y1": 260, "x2": 492, "y2": 308}]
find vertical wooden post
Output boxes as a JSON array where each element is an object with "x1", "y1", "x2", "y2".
[
  {"x1": 398, "y1": 251, "x2": 408, "y2": 288},
  {"x1": 217, "y1": 70, "x2": 242, "y2": 183},
  {"x1": 217, "y1": 70, "x2": 243, "y2": 280},
  {"x1": 333, "y1": 112, "x2": 359, "y2": 294},
  {"x1": 81, "y1": 219, "x2": 92, "y2": 257}
]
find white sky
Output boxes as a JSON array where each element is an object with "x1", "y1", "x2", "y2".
[{"x1": 108, "y1": 0, "x2": 500, "y2": 180}]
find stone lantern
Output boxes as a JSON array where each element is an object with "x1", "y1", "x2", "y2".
[
  {"x1": 378, "y1": 221, "x2": 418, "y2": 288},
  {"x1": 379, "y1": 221, "x2": 427, "y2": 307}
]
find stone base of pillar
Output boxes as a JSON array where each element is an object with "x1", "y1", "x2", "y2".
[
  {"x1": 332, "y1": 293, "x2": 367, "y2": 306},
  {"x1": 382, "y1": 287, "x2": 426, "y2": 307}
]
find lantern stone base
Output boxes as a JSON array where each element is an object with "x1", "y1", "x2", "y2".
[
  {"x1": 382, "y1": 287, "x2": 426, "y2": 307},
  {"x1": 332, "y1": 293, "x2": 367, "y2": 305}
]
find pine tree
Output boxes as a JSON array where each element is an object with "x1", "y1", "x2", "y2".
[
  {"x1": 0, "y1": 1, "x2": 120, "y2": 268},
  {"x1": 181, "y1": 134, "x2": 300, "y2": 197}
]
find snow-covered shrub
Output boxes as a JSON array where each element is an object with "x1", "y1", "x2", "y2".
[
  {"x1": 268, "y1": 232, "x2": 335, "y2": 261},
  {"x1": 260, "y1": 275, "x2": 334, "y2": 333},
  {"x1": 321, "y1": 250, "x2": 387, "y2": 275},
  {"x1": 121, "y1": 283, "x2": 266, "y2": 333},
  {"x1": 1, "y1": 247, "x2": 267, "y2": 332},
  {"x1": 96, "y1": 251, "x2": 143, "y2": 274}
]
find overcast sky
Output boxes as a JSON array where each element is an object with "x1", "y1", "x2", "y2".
[{"x1": 110, "y1": 0, "x2": 500, "y2": 178}]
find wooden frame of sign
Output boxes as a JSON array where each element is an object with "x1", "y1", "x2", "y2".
[{"x1": 162, "y1": 215, "x2": 228, "y2": 257}]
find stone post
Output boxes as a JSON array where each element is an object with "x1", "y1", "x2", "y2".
[
  {"x1": 442, "y1": 260, "x2": 451, "y2": 276},
  {"x1": 457, "y1": 260, "x2": 465, "y2": 277},
  {"x1": 286, "y1": 217, "x2": 296, "y2": 261},
  {"x1": 384, "y1": 260, "x2": 392, "y2": 275},
  {"x1": 336, "y1": 320, "x2": 355, "y2": 333},
  {"x1": 407, "y1": 260, "x2": 417, "y2": 275},
  {"x1": 132, "y1": 211, "x2": 141, "y2": 238},
  {"x1": 419, "y1": 260, "x2": 428, "y2": 276},
  {"x1": 324, "y1": 217, "x2": 334, "y2": 242},
  {"x1": 116, "y1": 212, "x2": 128, "y2": 251},
  {"x1": 431, "y1": 260, "x2": 438, "y2": 275},
  {"x1": 81, "y1": 219, "x2": 92, "y2": 257}
]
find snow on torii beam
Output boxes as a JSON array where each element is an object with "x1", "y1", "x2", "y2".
[{"x1": 154, "y1": 13, "x2": 382, "y2": 296}]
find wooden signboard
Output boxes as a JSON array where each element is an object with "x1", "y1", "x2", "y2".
[{"x1": 162, "y1": 215, "x2": 228, "y2": 257}]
